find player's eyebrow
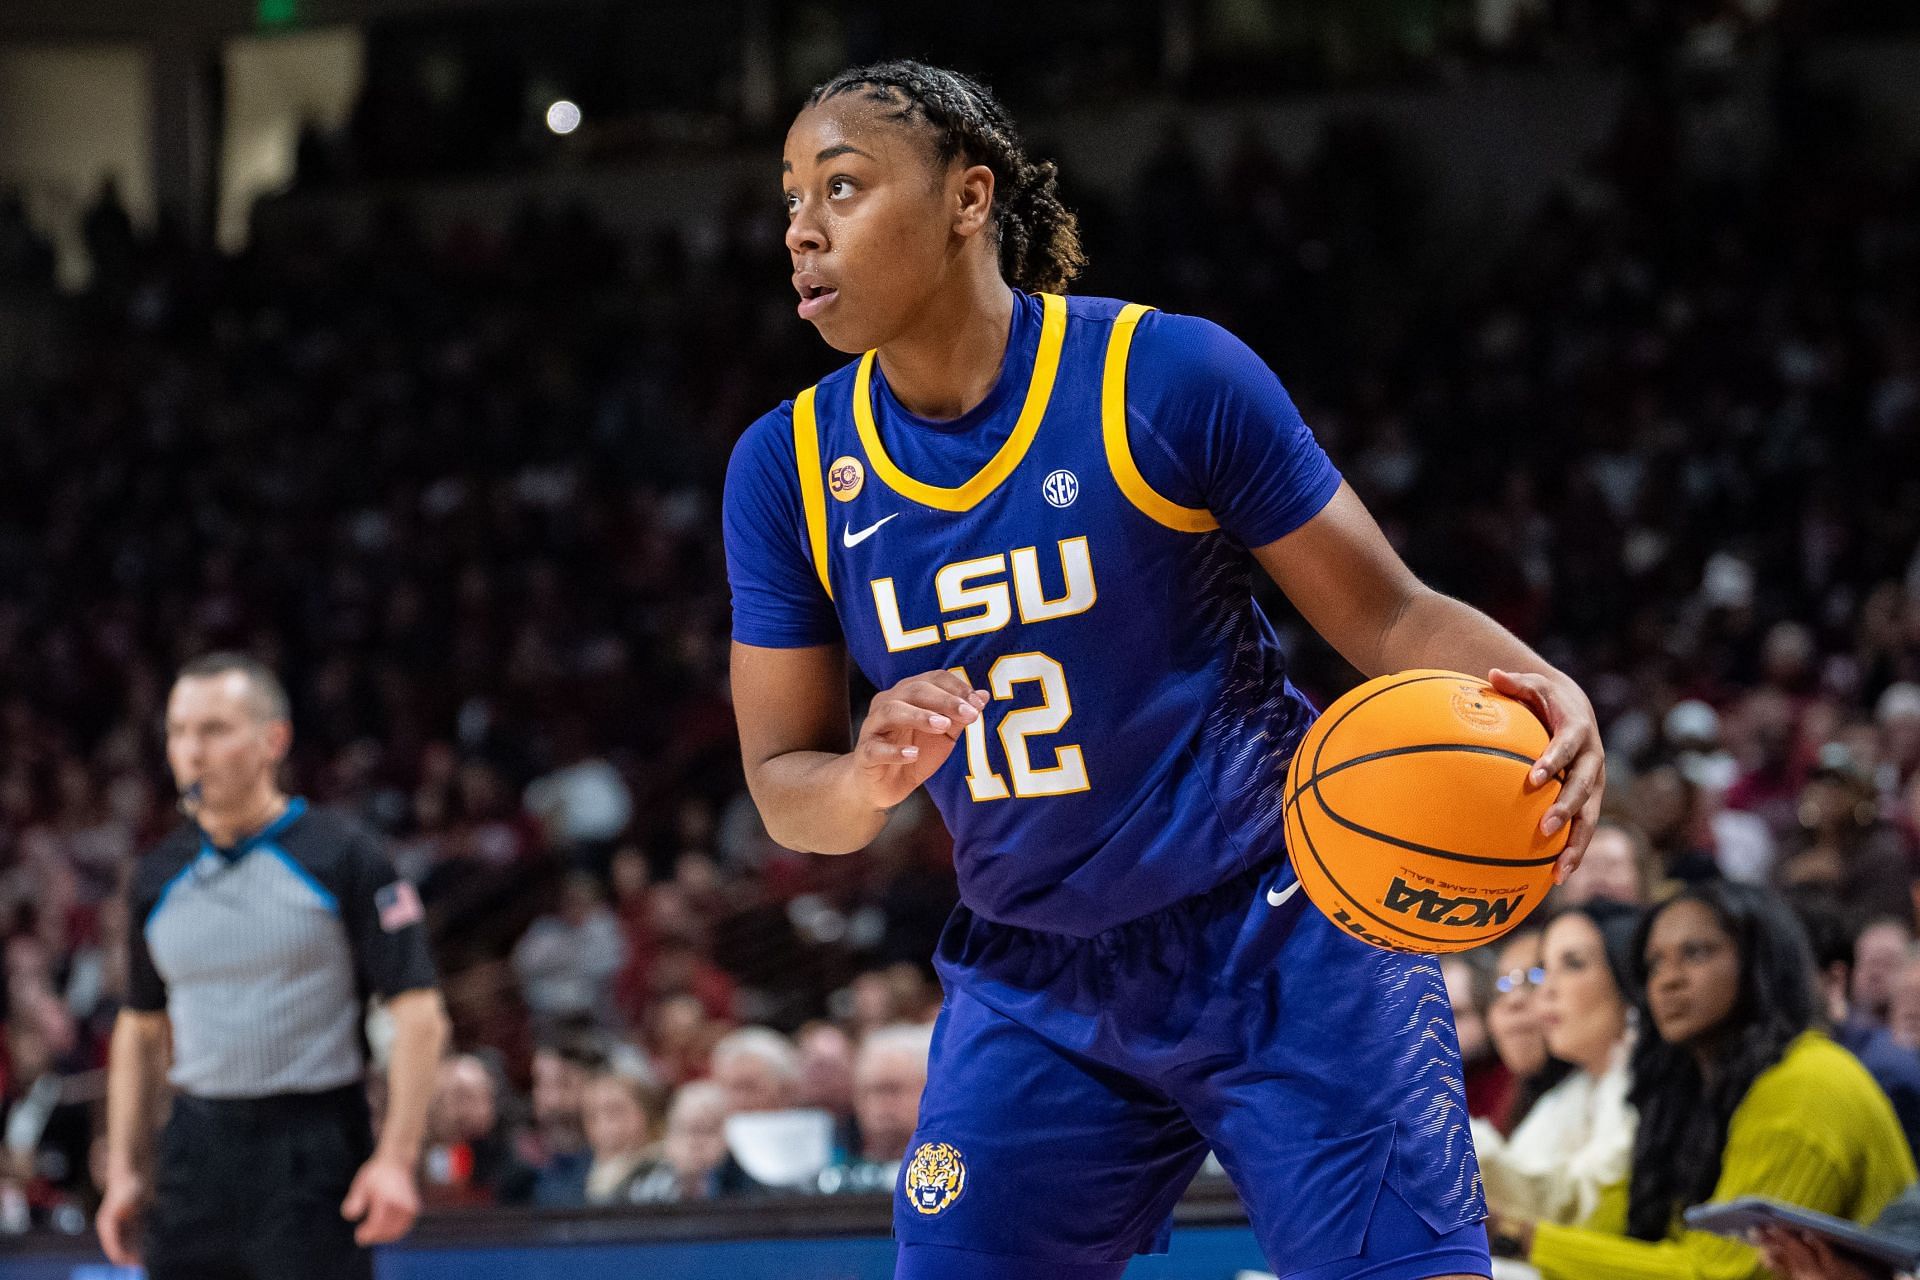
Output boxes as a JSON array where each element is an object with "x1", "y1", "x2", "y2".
[{"x1": 783, "y1": 143, "x2": 876, "y2": 173}]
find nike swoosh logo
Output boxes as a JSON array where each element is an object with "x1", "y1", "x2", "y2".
[
  {"x1": 842, "y1": 513, "x2": 899, "y2": 548},
  {"x1": 1266, "y1": 879, "x2": 1302, "y2": 908}
]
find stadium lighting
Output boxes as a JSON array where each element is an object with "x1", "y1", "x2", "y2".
[{"x1": 545, "y1": 100, "x2": 582, "y2": 135}]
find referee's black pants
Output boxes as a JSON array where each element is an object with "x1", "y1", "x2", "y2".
[{"x1": 147, "y1": 1083, "x2": 375, "y2": 1280}]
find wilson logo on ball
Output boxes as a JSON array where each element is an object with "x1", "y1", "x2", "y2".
[{"x1": 1380, "y1": 877, "x2": 1524, "y2": 930}]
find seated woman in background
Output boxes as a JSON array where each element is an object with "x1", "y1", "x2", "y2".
[
  {"x1": 1491, "y1": 881, "x2": 1916, "y2": 1280},
  {"x1": 1481, "y1": 925, "x2": 1554, "y2": 1135},
  {"x1": 1474, "y1": 901, "x2": 1641, "y2": 1228}
]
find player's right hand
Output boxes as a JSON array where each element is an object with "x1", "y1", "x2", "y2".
[
  {"x1": 853, "y1": 671, "x2": 989, "y2": 811},
  {"x1": 96, "y1": 1173, "x2": 144, "y2": 1266}
]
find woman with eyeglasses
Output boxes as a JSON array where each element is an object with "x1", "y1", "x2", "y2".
[
  {"x1": 1474, "y1": 902, "x2": 1641, "y2": 1234},
  {"x1": 1489, "y1": 881, "x2": 1915, "y2": 1280},
  {"x1": 1481, "y1": 928, "x2": 1555, "y2": 1136}
]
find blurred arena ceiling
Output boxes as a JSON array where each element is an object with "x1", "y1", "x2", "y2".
[{"x1": 0, "y1": 0, "x2": 587, "y2": 40}]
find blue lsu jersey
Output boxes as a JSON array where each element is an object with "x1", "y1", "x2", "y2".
[{"x1": 726, "y1": 291, "x2": 1343, "y2": 936}]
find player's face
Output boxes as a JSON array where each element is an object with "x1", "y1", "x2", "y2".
[
  {"x1": 1643, "y1": 900, "x2": 1742, "y2": 1047},
  {"x1": 1537, "y1": 913, "x2": 1628, "y2": 1073},
  {"x1": 782, "y1": 98, "x2": 963, "y2": 353},
  {"x1": 164, "y1": 673, "x2": 289, "y2": 814}
]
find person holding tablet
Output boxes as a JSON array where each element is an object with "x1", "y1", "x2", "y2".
[{"x1": 1488, "y1": 882, "x2": 1914, "y2": 1280}]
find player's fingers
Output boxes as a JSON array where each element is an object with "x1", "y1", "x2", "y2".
[
  {"x1": 341, "y1": 1176, "x2": 368, "y2": 1220},
  {"x1": 867, "y1": 697, "x2": 957, "y2": 741},
  {"x1": 1543, "y1": 747, "x2": 1604, "y2": 835},
  {"x1": 1554, "y1": 809, "x2": 1594, "y2": 884},
  {"x1": 857, "y1": 736, "x2": 920, "y2": 767},
  {"x1": 899, "y1": 676, "x2": 986, "y2": 720},
  {"x1": 1488, "y1": 667, "x2": 1551, "y2": 718},
  {"x1": 916, "y1": 668, "x2": 986, "y2": 704},
  {"x1": 874, "y1": 689, "x2": 976, "y2": 738}
]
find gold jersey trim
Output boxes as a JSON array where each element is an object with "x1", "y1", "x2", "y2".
[
  {"x1": 1101, "y1": 303, "x2": 1219, "y2": 533},
  {"x1": 851, "y1": 291, "x2": 1068, "y2": 512}
]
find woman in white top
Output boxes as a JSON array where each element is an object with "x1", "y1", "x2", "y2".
[{"x1": 1473, "y1": 900, "x2": 1642, "y2": 1228}]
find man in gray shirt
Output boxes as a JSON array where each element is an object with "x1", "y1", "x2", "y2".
[{"x1": 96, "y1": 653, "x2": 449, "y2": 1280}]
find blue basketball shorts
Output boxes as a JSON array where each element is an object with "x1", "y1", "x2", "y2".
[{"x1": 893, "y1": 858, "x2": 1491, "y2": 1280}]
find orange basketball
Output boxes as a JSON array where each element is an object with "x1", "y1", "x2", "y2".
[{"x1": 1284, "y1": 670, "x2": 1566, "y2": 954}]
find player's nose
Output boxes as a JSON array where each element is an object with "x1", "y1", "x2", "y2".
[{"x1": 785, "y1": 205, "x2": 827, "y2": 255}]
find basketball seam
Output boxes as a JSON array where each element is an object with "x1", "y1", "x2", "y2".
[
  {"x1": 1301, "y1": 672, "x2": 1561, "y2": 870},
  {"x1": 1288, "y1": 763, "x2": 1464, "y2": 949},
  {"x1": 1291, "y1": 741, "x2": 1536, "y2": 791}
]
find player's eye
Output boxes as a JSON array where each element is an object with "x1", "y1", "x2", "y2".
[
  {"x1": 783, "y1": 190, "x2": 800, "y2": 214},
  {"x1": 827, "y1": 176, "x2": 857, "y2": 199}
]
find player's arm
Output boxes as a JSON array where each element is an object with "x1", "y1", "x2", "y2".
[
  {"x1": 98, "y1": 1007, "x2": 170, "y2": 1265},
  {"x1": 1252, "y1": 482, "x2": 1603, "y2": 875},
  {"x1": 732, "y1": 641, "x2": 987, "y2": 854}
]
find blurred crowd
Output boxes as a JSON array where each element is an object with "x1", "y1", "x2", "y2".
[{"x1": 1, "y1": 7, "x2": 1919, "y2": 1259}]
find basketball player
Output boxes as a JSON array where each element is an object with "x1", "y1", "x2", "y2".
[{"x1": 724, "y1": 62, "x2": 1604, "y2": 1280}]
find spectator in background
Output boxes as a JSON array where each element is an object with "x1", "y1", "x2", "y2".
[
  {"x1": 1778, "y1": 744, "x2": 1914, "y2": 928},
  {"x1": 796, "y1": 1021, "x2": 859, "y2": 1156},
  {"x1": 1480, "y1": 927, "x2": 1550, "y2": 1135},
  {"x1": 526, "y1": 1037, "x2": 602, "y2": 1204},
  {"x1": 511, "y1": 873, "x2": 627, "y2": 1031},
  {"x1": 576, "y1": 1072, "x2": 657, "y2": 1206},
  {"x1": 819, "y1": 1023, "x2": 932, "y2": 1195},
  {"x1": 523, "y1": 718, "x2": 633, "y2": 874},
  {"x1": 712, "y1": 1026, "x2": 802, "y2": 1116},
  {"x1": 1442, "y1": 954, "x2": 1505, "y2": 1125},
  {"x1": 1474, "y1": 902, "x2": 1639, "y2": 1229},
  {"x1": 421, "y1": 1055, "x2": 535, "y2": 1208},
  {"x1": 1557, "y1": 819, "x2": 1656, "y2": 908},
  {"x1": 709, "y1": 1026, "x2": 804, "y2": 1197},
  {"x1": 1628, "y1": 760, "x2": 1720, "y2": 886},
  {"x1": 1855, "y1": 920, "x2": 1915, "y2": 1032},
  {"x1": 1880, "y1": 684, "x2": 1920, "y2": 794},
  {"x1": 1794, "y1": 898, "x2": 1920, "y2": 1161},
  {"x1": 1492, "y1": 882, "x2": 1915, "y2": 1278},
  {"x1": 629, "y1": 1081, "x2": 729, "y2": 1204}
]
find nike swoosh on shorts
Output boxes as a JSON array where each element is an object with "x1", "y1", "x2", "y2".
[
  {"x1": 1266, "y1": 879, "x2": 1302, "y2": 907},
  {"x1": 842, "y1": 513, "x2": 899, "y2": 548}
]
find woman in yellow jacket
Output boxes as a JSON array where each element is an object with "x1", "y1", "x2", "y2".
[{"x1": 1489, "y1": 880, "x2": 1915, "y2": 1280}]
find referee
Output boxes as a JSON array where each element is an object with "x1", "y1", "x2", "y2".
[{"x1": 97, "y1": 653, "x2": 450, "y2": 1279}]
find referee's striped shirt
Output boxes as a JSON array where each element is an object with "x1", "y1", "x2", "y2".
[{"x1": 127, "y1": 799, "x2": 435, "y2": 1100}]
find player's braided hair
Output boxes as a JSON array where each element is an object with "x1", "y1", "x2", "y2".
[{"x1": 807, "y1": 60, "x2": 1087, "y2": 294}]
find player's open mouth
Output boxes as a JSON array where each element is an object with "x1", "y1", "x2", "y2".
[{"x1": 797, "y1": 283, "x2": 839, "y2": 319}]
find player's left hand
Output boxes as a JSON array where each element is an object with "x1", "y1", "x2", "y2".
[
  {"x1": 342, "y1": 1153, "x2": 420, "y2": 1246},
  {"x1": 1488, "y1": 667, "x2": 1605, "y2": 883}
]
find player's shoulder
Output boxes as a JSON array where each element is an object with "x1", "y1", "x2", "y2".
[{"x1": 1060, "y1": 292, "x2": 1139, "y2": 325}]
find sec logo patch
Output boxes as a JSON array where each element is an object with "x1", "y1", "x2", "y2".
[
  {"x1": 829, "y1": 456, "x2": 865, "y2": 502},
  {"x1": 903, "y1": 1141, "x2": 967, "y2": 1216}
]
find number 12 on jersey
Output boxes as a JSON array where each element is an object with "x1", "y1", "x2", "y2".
[{"x1": 951, "y1": 654, "x2": 1089, "y2": 801}]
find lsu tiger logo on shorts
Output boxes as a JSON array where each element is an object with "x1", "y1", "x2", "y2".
[
  {"x1": 903, "y1": 1141, "x2": 967, "y2": 1216},
  {"x1": 828, "y1": 456, "x2": 865, "y2": 501}
]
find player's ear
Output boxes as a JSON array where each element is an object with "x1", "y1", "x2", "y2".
[{"x1": 952, "y1": 163, "x2": 996, "y2": 240}]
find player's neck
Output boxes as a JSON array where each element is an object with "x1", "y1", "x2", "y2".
[
  {"x1": 199, "y1": 786, "x2": 290, "y2": 849},
  {"x1": 873, "y1": 271, "x2": 1015, "y2": 423}
]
